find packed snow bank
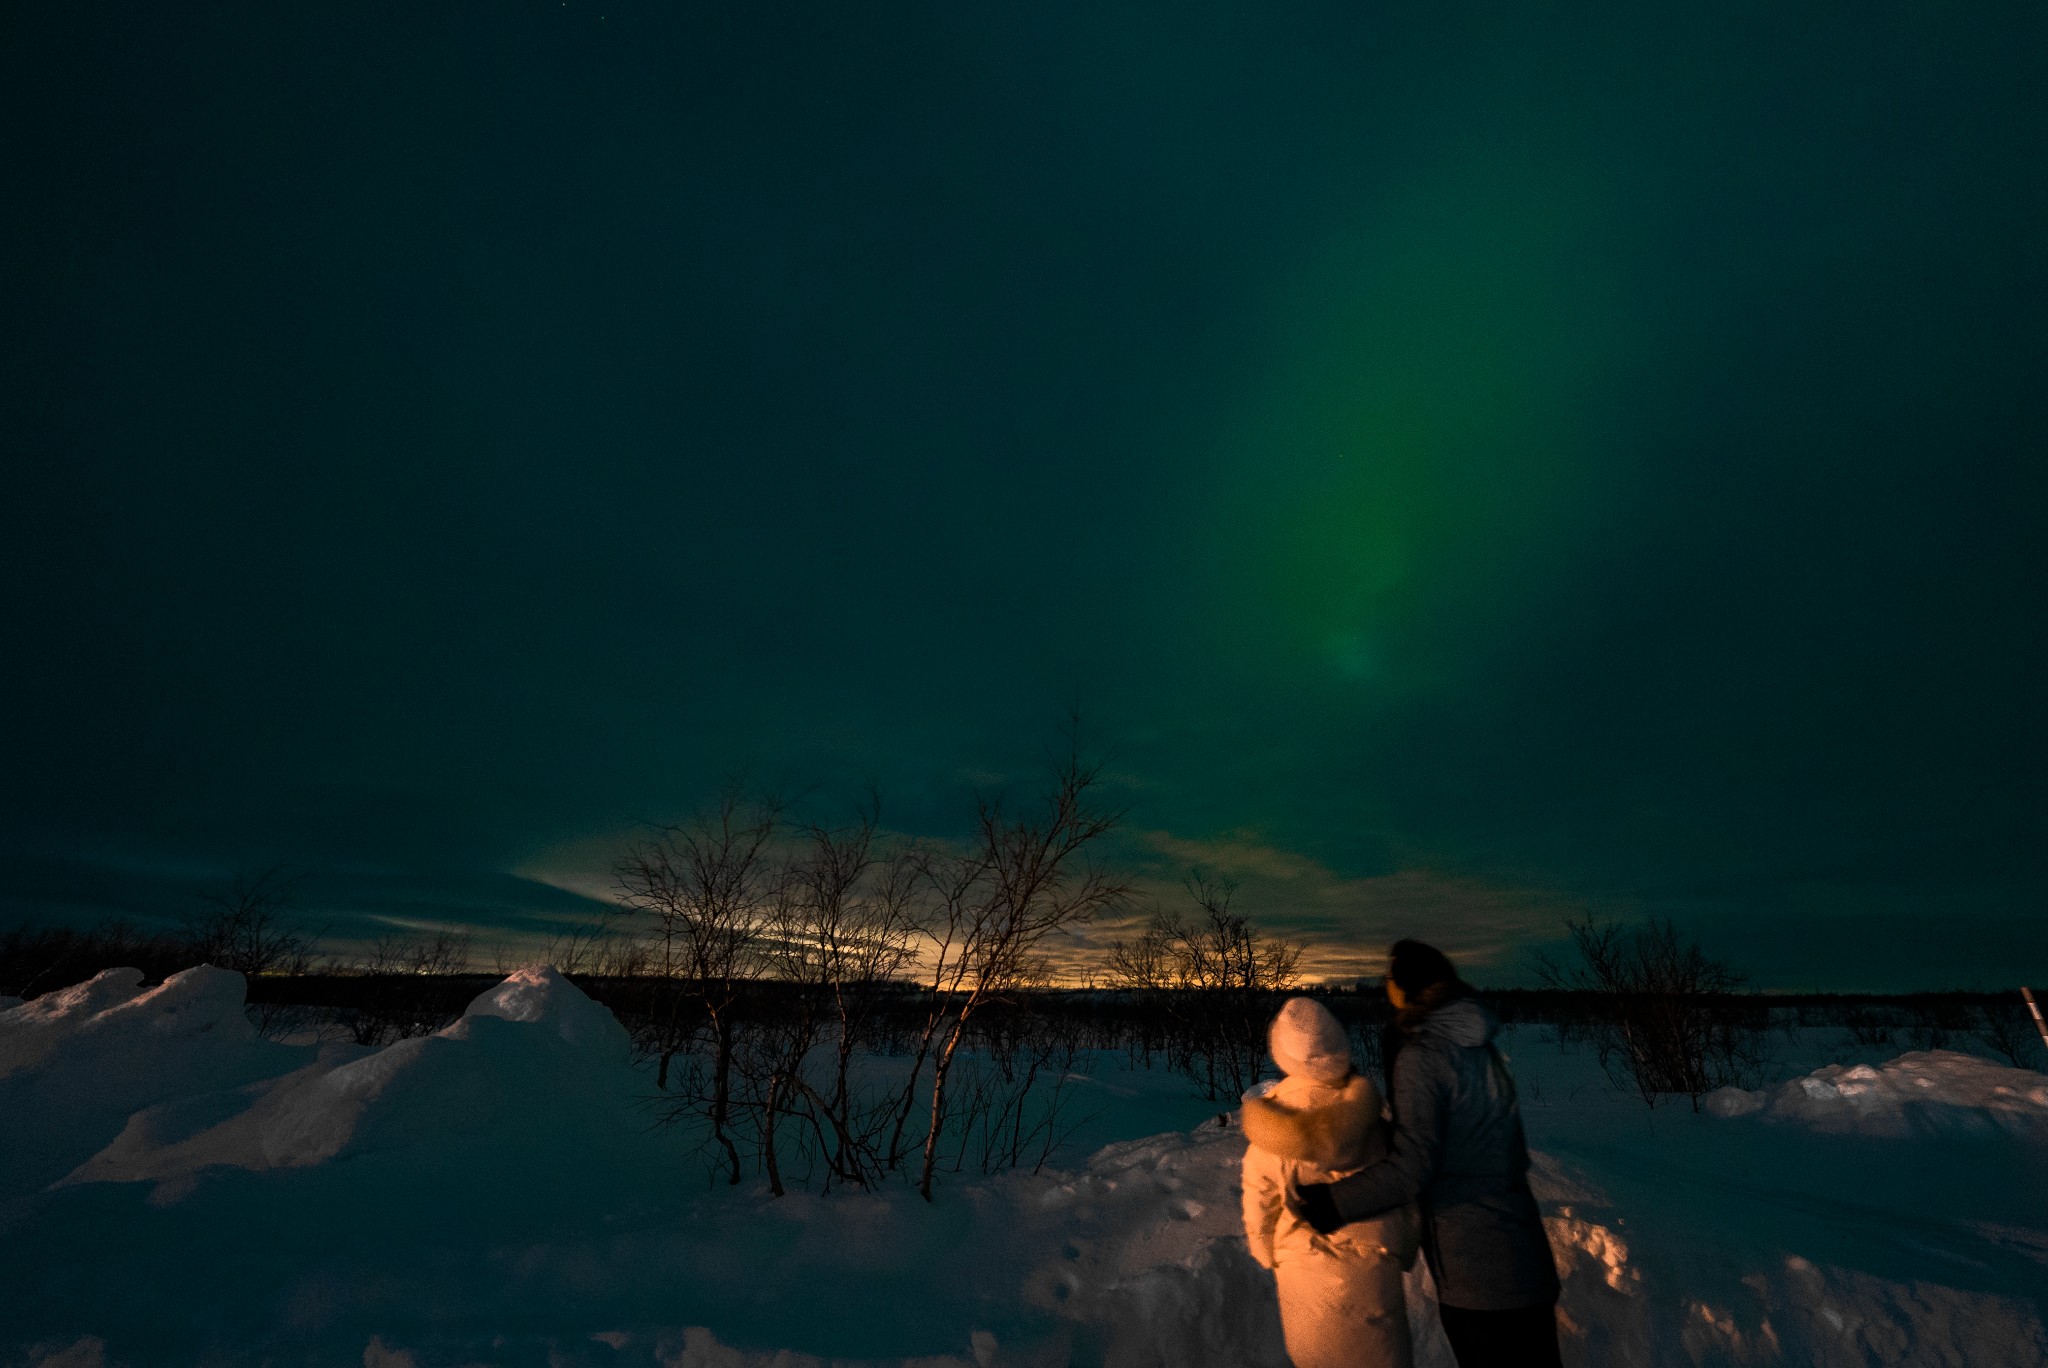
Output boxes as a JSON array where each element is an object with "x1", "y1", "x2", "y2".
[
  {"x1": 1704, "y1": 1050, "x2": 2048, "y2": 1138},
  {"x1": 0, "y1": 965, "x2": 306, "y2": 1199},
  {"x1": 250, "y1": 961, "x2": 636, "y2": 1169},
  {"x1": 1005, "y1": 1124, "x2": 1342, "y2": 1367},
  {"x1": 462, "y1": 962, "x2": 632, "y2": 1051},
  {"x1": 64, "y1": 964, "x2": 641, "y2": 1189},
  {"x1": 0, "y1": 964, "x2": 272, "y2": 1083},
  {"x1": 2, "y1": 966, "x2": 148, "y2": 1073},
  {"x1": 6, "y1": 975, "x2": 2045, "y2": 1367}
]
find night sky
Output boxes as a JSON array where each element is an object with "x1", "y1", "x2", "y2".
[{"x1": 4, "y1": 3, "x2": 2044, "y2": 989}]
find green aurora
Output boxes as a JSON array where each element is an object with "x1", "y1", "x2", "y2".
[{"x1": 2, "y1": 2, "x2": 2043, "y2": 989}]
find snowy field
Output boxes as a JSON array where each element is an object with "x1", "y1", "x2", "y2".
[{"x1": 2, "y1": 967, "x2": 2044, "y2": 1367}]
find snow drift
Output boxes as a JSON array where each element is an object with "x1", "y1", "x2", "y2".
[
  {"x1": 59, "y1": 964, "x2": 641, "y2": 1190},
  {"x1": 0, "y1": 965, "x2": 306, "y2": 1200},
  {"x1": 4, "y1": 968, "x2": 2045, "y2": 1367},
  {"x1": 1704, "y1": 1050, "x2": 2048, "y2": 1139}
]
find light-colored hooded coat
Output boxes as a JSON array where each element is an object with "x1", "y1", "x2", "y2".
[{"x1": 1242, "y1": 998, "x2": 1419, "y2": 1368}]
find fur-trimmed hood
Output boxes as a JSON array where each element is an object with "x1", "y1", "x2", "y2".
[{"x1": 1240, "y1": 1074, "x2": 1385, "y2": 1172}]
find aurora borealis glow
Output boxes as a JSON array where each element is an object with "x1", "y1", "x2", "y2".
[{"x1": 3, "y1": 3, "x2": 2043, "y2": 988}]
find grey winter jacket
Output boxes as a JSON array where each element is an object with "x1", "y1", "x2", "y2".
[{"x1": 1326, "y1": 996, "x2": 1558, "y2": 1311}]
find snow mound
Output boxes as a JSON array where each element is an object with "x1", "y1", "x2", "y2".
[
  {"x1": 1014, "y1": 1124, "x2": 1302, "y2": 1368},
  {"x1": 63, "y1": 963, "x2": 641, "y2": 1188},
  {"x1": 0, "y1": 965, "x2": 303, "y2": 1199},
  {"x1": 0, "y1": 967, "x2": 148, "y2": 1075},
  {"x1": 457, "y1": 962, "x2": 632, "y2": 1053},
  {"x1": 1704, "y1": 1050, "x2": 2048, "y2": 1138},
  {"x1": 256, "y1": 961, "x2": 636, "y2": 1167},
  {"x1": 0, "y1": 964, "x2": 254, "y2": 1080}
]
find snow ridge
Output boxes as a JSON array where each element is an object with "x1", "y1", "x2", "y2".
[
  {"x1": 1705, "y1": 1050, "x2": 2048, "y2": 1138},
  {"x1": 4, "y1": 970, "x2": 2045, "y2": 1366}
]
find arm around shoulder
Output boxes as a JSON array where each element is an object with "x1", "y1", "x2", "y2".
[{"x1": 1328, "y1": 1046, "x2": 1447, "y2": 1223}]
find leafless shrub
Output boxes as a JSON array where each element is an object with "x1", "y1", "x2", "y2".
[
  {"x1": 365, "y1": 928, "x2": 473, "y2": 977},
  {"x1": 1972, "y1": 998, "x2": 2044, "y2": 1070},
  {"x1": 891, "y1": 733, "x2": 1130, "y2": 1200},
  {"x1": 726, "y1": 803, "x2": 924, "y2": 1195},
  {"x1": 1903, "y1": 998, "x2": 1973, "y2": 1053},
  {"x1": 335, "y1": 928, "x2": 476, "y2": 1045},
  {"x1": 613, "y1": 786, "x2": 781, "y2": 1184},
  {"x1": 1841, "y1": 1002, "x2": 1896, "y2": 1049},
  {"x1": 940, "y1": 1025, "x2": 1096, "y2": 1176},
  {"x1": 604, "y1": 767, "x2": 1116, "y2": 1198},
  {"x1": 1342, "y1": 1009, "x2": 1388, "y2": 1085},
  {"x1": 1535, "y1": 916, "x2": 1764, "y2": 1111},
  {"x1": 786, "y1": 809, "x2": 921, "y2": 1189},
  {"x1": 182, "y1": 867, "x2": 319, "y2": 1034},
  {"x1": 181, "y1": 868, "x2": 316, "y2": 977},
  {"x1": 530, "y1": 915, "x2": 647, "y2": 978},
  {"x1": 1106, "y1": 874, "x2": 1303, "y2": 1100}
]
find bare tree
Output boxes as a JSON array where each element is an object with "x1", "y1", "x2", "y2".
[
  {"x1": 699, "y1": 801, "x2": 928, "y2": 1197},
  {"x1": 526, "y1": 911, "x2": 646, "y2": 979},
  {"x1": 885, "y1": 841, "x2": 988, "y2": 1173},
  {"x1": 787, "y1": 804, "x2": 919, "y2": 1189},
  {"x1": 0, "y1": 920, "x2": 189, "y2": 1000},
  {"x1": 361, "y1": 927, "x2": 473, "y2": 977},
  {"x1": 899, "y1": 740, "x2": 1131, "y2": 1200},
  {"x1": 1904, "y1": 997, "x2": 1973, "y2": 1052},
  {"x1": 1535, "y1": 916, "x2": 1761, "y2": 1111},
  {"x1": 182, "y1": 867, "x2": 318, "y2": 1033},
  {"x1": 1840, "y1": 1001, "x2": 1896, "y2": 1049},
  {"x1": 181, "y1": 867, "x2": 316, "y2": 978},
  {"x1": 941, "y1": 986, "x2": 1095, "y2": 1177},
  {"x1": 1975, "y1": 997, "x2": 2045, "y2": 1070},
  {"x1": 337, "y1": 927, "x2": 476, "y2": 1046},
  {"x1": 613, "y1": 786, "x2": 780, "y2": 1184},
  {"x1": 1107, "y1": 873, "x2": 1303, "y2": 1100}
]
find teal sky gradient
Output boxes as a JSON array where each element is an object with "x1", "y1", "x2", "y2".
[{"x1": 3, "y1": 2, "x2": 2044, "y2": 988}]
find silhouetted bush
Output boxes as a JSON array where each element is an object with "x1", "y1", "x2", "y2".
[
  {"x1": 1535, "y1": 917, "x2": 1768, "y2": 1110},
  {"x1": 1105, "y1": 874, "x2": 1304, "y2": 1101}
]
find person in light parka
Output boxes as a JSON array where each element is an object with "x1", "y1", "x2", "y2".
[{"x1": 1241, "y1": 996, "x2": 1420, "y2": 1368}]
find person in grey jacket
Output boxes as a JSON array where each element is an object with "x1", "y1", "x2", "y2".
[{"x1": 1291, "y1": 940, "x2": 1561, "y2": 1368}]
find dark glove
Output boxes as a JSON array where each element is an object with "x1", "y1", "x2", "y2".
[{"x1": 1291, "y1": 1180, "x2": 1344, "y2": 1235}]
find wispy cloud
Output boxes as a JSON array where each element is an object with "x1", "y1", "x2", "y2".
[
  {"x1": 513, "y1": 821, "x2": 1579, "y2": 987},
  {"x1": 1057, "y1": 830, "x2": 1582, "y2": 985}
]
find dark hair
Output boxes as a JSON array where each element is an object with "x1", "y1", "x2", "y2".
[{"x1": 1387, "y1": 939, "x2": 1459, "y2": 994}]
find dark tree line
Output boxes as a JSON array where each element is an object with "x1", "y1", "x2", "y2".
[{"x1": 8, "y1": 805, "x2": 2046, "y2": 1188}]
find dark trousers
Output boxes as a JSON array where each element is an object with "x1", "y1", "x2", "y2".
[{"x1": 1437, "y1": 1302, "x2": 1564, "y2": 1368}]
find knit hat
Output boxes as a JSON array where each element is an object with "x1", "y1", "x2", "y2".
[{"x1": 1268, "y1": 997, "x2": 1352, "y2": 1084}]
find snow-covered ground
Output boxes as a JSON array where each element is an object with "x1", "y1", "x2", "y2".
[{"x1": 2, "y1": 968, "x2": 2044, "y2": 1367}]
